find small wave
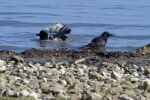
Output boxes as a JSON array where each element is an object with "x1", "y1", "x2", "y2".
[
  {"x1": 67, "y1": 23, "x2": 150, "y2": 29},
  {"x1": 0, "y1": 12, "x2": 59, "y2": 16},
  {"x1": 0, "y1": 20, "x2": 52, "y2": 27},
  {"x1": 113, "y1": 35, "x2": 150, "y2": 40},
  {"x1": 108, "y1": 46, "x2": 138, "y2": 51}
]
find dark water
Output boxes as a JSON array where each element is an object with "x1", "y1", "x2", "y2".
[{"x1": 0, "y1": 0, "x2": 150, "y2": 52}]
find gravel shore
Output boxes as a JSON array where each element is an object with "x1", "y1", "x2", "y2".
[{"x1": 0, "y1": 48, "x2": 150, "y2": 100}]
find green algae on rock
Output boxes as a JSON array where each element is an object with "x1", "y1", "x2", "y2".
[{"x1": 137, "y1": 43, "x2": 150, "y2": 53}]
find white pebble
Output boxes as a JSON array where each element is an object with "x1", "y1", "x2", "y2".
[
  {"x1": 59, "y1": 68, "x2": 66, "y2": 75},
  {"x1": 111, "y1": 71, "x2": 121, "y2": 80},
  {"x1": 43, "y1": 77, "x2": 47, "y2": 82},
  {"x1": 0, "y1": 66, "x2": 6, "y2": 72},
  {"x1": 23, "y1": 79, "x2": 30, "y2": 84},
  {"x1": 0, "y1": 60, "x2": 6, "y2": 66},
  {"x1": 5, "y1": 89, "x2": 15, "y2": 96},
  {"x1": 29, "y1": 92, "x2": 38, "y2": 100},
  {"x1": 20, "y1": 90, "x2": 30, "y2": 97}
]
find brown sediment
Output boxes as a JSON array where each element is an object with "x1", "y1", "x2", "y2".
[{"x1": 0, "y1": 48, "x2": 149, "y2": 65}]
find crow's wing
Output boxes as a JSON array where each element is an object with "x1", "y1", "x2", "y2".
[{"x1": 91, "y1": 37, "x2": 106, "y2": 46}]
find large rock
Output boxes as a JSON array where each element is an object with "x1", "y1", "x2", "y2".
[
  {"x1": 10, "y1": 55, "x2": 24, "y2": 63},
  {"x1": 143, "y1": 79, "x2": 150, "y2": 91},
  {"x1": 0, "y1": 75, "x2": 7, "y2": 88},
  {"x1": 40, "y1": 82, "x2": 50, "y2": 93},
  {"x1": 137, "y1": 43, "x2": 150, "y2": 53},
  {"x1": 0, "y1": 60, "x2": 6, "y2": 72},
  {"x1": 0, "y1": 60, "x2": 6, "y2": 66}
]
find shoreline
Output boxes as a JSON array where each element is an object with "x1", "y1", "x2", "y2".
[{"x1": 0, "y1": 48, "x2": 150, "y2": 100}]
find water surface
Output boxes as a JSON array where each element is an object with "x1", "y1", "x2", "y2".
[{"x1": 0, "y1": 0, "x2": 150, "y2": 52}]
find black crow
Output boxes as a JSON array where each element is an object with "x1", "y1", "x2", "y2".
[
  {"x1": 36, "y1": 23, "x2": 71, "y2": 41},
  {"x1": 81, "y1": 31, "x2": 113, "y2": 51}
]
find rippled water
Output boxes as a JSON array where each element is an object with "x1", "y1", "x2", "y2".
[{"x1": 0, "y1": 0, "x2": 150, "y2": 52}]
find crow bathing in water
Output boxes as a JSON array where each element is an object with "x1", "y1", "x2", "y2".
[{"x1": 36, "y1": 23, "x2": 71, "y2": 41}]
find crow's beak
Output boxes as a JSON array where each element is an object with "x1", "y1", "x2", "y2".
[{"x1": 109, "y1": 33, "x2": 114, "y2": 37}]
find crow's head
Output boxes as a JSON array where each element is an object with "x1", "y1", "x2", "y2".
[{"x1": 36, "y1": 30, "x2": 48, "y2": 40}]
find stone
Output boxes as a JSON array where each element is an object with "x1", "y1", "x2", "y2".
[
  {"x1": 28, "y1": 80, "x2": 40, "y2": 90},
  {"x1": 88, "y1": 92, "x2": 102, "y2": 100},
  {"x1": 117, "y1": 60, "x2": 127, "y2": 67},
  {"x1": 123, "y1": 90, "x2": 137, "y2": 98},
  {"x1": 130, "y1": 77, "x2": 139, "y2": 83},
  {"x1": 20, "y1": 90, "x2": 30, "y2": 97},
  {"x1": 74, "y1": 83, "x2": 84, "y2": 93},
  {"x1": 110, "y1": 87, "x2": 123, "y2": 95},
  {"x1": 132, "y1": 72, "x2": 138, "y2": 77},
  {"x1": 29, "y1": 91, "x2": 38, "y2": 100},
  {"x1": 28, "y1": 63, "x2": 38, "y2": 71},
  {"x1": 3, "y1": 89, "x2": 18, "y2": 97},
  {"x1": 56, "y1": 93, "x2": 69, "y2": 100},
  {"x1": 49, "y1": 84, "x2": 66, "y2": 94},
  {"x1": 144, "y1": 68, "x2": 150, "y2": 75},
  {"x1": 23, "y1": 79, "x2": 30, "y2": 84},
  {"x1": 111, "y1": 71, "x2": 121, "y2": 80},
  {"x1": 58, "y1": 80, "x2": 67, "y2": 86},
  {"x1": 143, "y1": 79, "x2": 150, "y2": 91},
  {"x1": 142, "y1": 92, "x2": 150, "y2": 99},
  {"x1": 119, "y1": 94, "x2": 134, "y2": 100},
  {"x1": 11, "y1": 55, "x2": 24, "y2": 63},
  {"x1": 69, "y1": 83, "x2": 84, "y2": 93},
  {"x1": 59, "y1": 68, "x2": 66, "y2": 75},
  {"x1": 44, "y1": 62, "x2": 54, "y2": 68},
  {"x1": 0, "y1": 75, "x2": 7, "y2": 88},
  {"x1": 40, "y1": 82, "x2": 50, "y2": 93},
  {"x1": 0, "y1": 60, "x2": 6, "y2": 66},
  {"x1": 0, "y1": 65, "x2": 6, "y2": 72}
]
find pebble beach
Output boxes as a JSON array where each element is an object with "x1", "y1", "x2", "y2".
[{"x1": 0, "y1": 48, "x2": 150, "y2": 100}]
